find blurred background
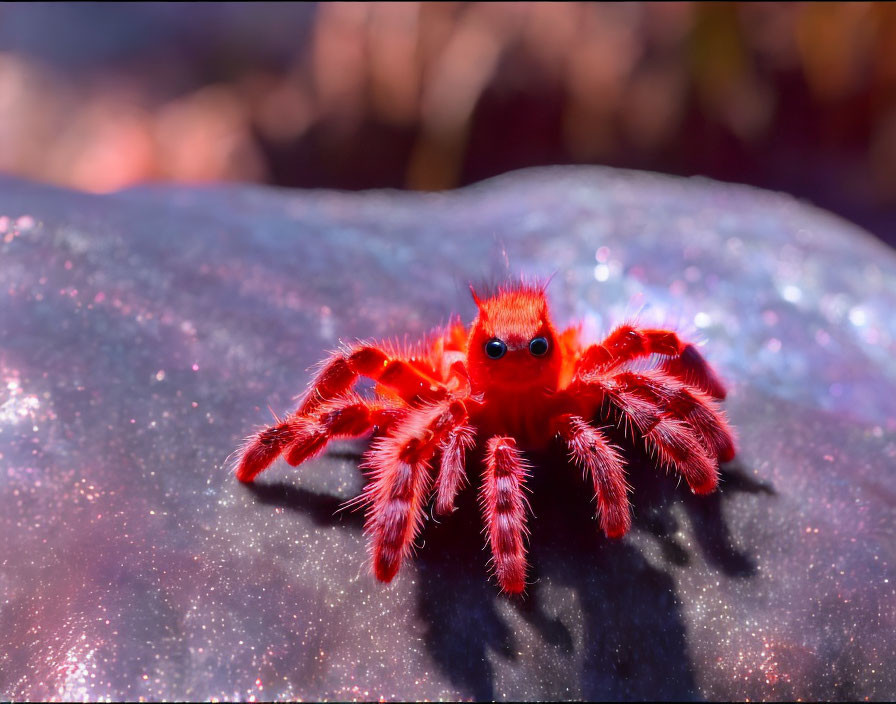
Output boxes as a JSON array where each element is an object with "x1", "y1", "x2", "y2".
[{"x1": 1, "y1": 2, "x2": 895, "y2": 246}]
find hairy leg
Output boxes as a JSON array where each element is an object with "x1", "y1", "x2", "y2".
[
  {"x1": 283, "y1": 396, "x2": 405, "y2": 467},
  {"x1": 361, "y1": 400, "x2": 468, "y2": 582},
  {"x1": 364, "y1": 447, "x2": 432, "y2": 583},
  {"x1": 576, "y1": 324, "x2": 727, "y2": 399},
  {"x1": 299, "y1": 343, "x2": 450, "y2": 417},
  {"x1": 553, "y1": 414, "x2": 631, "y2": 538},
  {"x1": 481, "y1": 436, "x2": 531, "y2": 594},
  {"x1": 434, "y1": 424, "x2": 476, "y2": 515},
  {"x1": 611, "y1": 370, "x2": 736, "y2": 462},
  {"x1": 584, "y1": 378, "x2": 719, "y2": 494},
  {"x1": 234, "y1": 396, "x2": 399, "y2": 483}
]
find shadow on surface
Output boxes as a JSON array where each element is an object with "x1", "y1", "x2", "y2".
[
  {"x1": 244, "y1": 481, "x2": 364, "y2": 529},
  {"x1": 242, "y1": 443, "x2": 773, "y2": 700}
]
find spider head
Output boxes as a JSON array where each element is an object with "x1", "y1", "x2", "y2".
[{"x1": 466, "y1": 283, "x2": 563, "y2": 394}]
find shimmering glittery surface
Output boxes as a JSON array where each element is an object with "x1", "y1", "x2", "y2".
[{"x1": 1, "y1": 168, "x2": 894, "y2": 701}]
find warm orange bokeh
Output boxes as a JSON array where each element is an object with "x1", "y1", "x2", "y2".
[{"x1": 1, "y1": 2, "x2": 894, "y2": 203}]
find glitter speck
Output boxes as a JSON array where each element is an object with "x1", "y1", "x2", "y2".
[
  {"x1": 694, "y1": 311, "x2": 711, "y2": 328},
  {"x1": 192, "y1": 363, "x2": 200, "y2": 372},
  {"x1": 848, "y1": 307, "x2": 867, "y2": 327},
  {"x1": 1, "y1": 378, "x2": 40, "y2": 425},
  {"x1": 781, "y1": 284, "x2": 802, "y2": 303},
  {"x1": 155, "y1": 370, "x2": 166, "y2": 382},
  {"x1": 593, "y1": 263, "x2": 610, "y2": 282}
]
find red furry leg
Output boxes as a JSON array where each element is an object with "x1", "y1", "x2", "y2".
[
  {"x1": 646, "y1": 417, "x2": 718, "y2": 494},
  {"x1": 659, "y1": 344, "x2": 727, "y2": 401},
  {"x1": 235, "y1": 397, "x2": 399, "y2": 483},
  {"x1": 576, "y1": 325, "x2": 727, "y2": 399},
  {"x1": 434, "y1": 424, "x2": 476, "y2": 515},
  {"x1": 593, "y1": 380, "x2": 719, "y2": 494},
  {"x1": 235, "y1": 420, "x2": 296, "y2": 483},
  {"x1": 554, "y1": 414, "x2": 631, "y2": 538},
  {"x1": 481, "y1": 436, "x2": 530, "y2": 595},
  {"x1": 366, "y1": 455, "x2": 432, "y2": 583},
  {"x1": 283, "y1": 398, "x2": 401, "y2": 466},
  {"x1": 361, "y1": 402, "x2": 466, "y2": 582},
  {"x1": 298, "y1": 345, "x2": 448, "y2": 417},
  {"x1": 613, "y1": 371, "x2": 737, "y2": 462}
]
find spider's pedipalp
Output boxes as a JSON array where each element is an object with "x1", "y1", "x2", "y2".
[
  {"x1": 554, "y1": 414, "x2": 631, "y2": 538},
  {"x1": 481, "y1": 436, "x2": 531, "y2": 595}
]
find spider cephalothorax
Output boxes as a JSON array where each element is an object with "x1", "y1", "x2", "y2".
[{"x1": 235, "y1": 282, "x2": 735, "y2": 594}]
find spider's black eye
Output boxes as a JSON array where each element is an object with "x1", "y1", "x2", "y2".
[
  {"x1": 485, "y1": 338, "x2": 507, "y2": 359},
  {"x1": 529, "y1": 336, "x2": 549, "y2": 357}
]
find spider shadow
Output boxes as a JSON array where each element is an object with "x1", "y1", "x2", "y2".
[
  {"x1": 244, "y1": 480, "x2": 365, "y2": 529},
  {"x1": 522, "y1": 440, "x2": 773, "y2": 700},
  {"x1": 409, "y1": 441, "x2": 773, "y2": 701},
  {"x1": 242, "y1": 443, "x2": 773, "y2": 700}
]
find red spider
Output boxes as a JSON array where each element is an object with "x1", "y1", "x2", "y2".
[{"x1": 234, "y1": 282, "x2": 736, "y2": 594}]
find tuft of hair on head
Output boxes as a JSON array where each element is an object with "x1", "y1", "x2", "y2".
[
  {"x1": 468, "y1": 283, "x2": 483, "y2": 308},
  {"x1": 468, "y1": 276, "x2": 550, "y2": 308}
]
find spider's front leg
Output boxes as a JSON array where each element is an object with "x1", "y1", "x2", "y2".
[
  {"x1": 235, "y1": 396, "x2": 401, "y2": 483},
  {"x1": 576, "y1": 324, "x2": 727, "y2": 399},
  {"x1": 235, "y1": 342, "x2": 451, "y2": 482},
  {"x1": 300, "y1": 344, "x2": 450, "y2": 416}
]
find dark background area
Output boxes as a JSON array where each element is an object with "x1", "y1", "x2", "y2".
[{"x1": 1, "y1": 2, "x2": 895, "y2": 245}]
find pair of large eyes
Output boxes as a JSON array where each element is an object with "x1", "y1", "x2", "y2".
[{"x1": 485, "y1": 337, "x2": 549, "y2": 359}]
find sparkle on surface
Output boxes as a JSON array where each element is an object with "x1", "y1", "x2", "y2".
[{"x1": 0, "y1": 168, "x2": 894, "y2": 701}]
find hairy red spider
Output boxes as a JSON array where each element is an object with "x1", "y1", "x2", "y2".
[{"x1": 234, "y1": 282, "x2": 736, "y2": 594}]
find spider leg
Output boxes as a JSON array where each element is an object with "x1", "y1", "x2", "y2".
[
  {"x1": 282, "y1": 396, "x2": 405, "y2": 467},
  {"x1": 361, "y1": 400, "x2": 467, "y2": 582},
  {"x1": 611, "y1": 370, "x2": 736, "y2": 462},
  {"x1": 433, "y1": 424, "x2": 476, "y2": 515},
  {"x1": 234, "y1": 396, "x2": 400, "y2": 483},
  {"x1": 233, "y1": 418, "x2": 296, "y2": 484},
  {"x1": 583, "y1": 377, "x2": 719, "y2": 494},
  {"x1": 553, "y1": 414, "x2": 631, "y2": 538},
  {"x1": 575, "y1": 324, "x2": 727, "y2": 399},
  {"x1": 298, "y1": 343, "x2": 450, "y2": 417},
  {"x1": 481, "y1": 436, "x2": 531, "y2": 595}
]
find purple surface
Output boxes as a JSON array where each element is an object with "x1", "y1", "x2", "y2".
[{"x1": 1, "y1": 167, "x2": 894, "y2": 701}]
